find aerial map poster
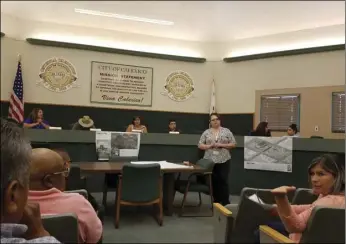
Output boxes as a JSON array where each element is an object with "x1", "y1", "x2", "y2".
[
  {"x1": 95, "y1": 131, "x2": 141, "y2": 161},
  {"x1": 244, "y1": 136, "x2": 293, "y2": 173}
]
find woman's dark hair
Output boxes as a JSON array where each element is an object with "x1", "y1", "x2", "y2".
[
  {"x1": 308, "y1": 154, "x2": 345, "y2": 194},
  {"x1": 209, "y1": 113, "x2": 220, "y2": 120},
  {"x1": 288, "y1": 123, "x2": 298, "y2": 134},
  {"x1": 168, "y1": 119, "x2": 176, "y2": 124},
  {"x1": 28, "y1": 108, "x2": 43, "y2": 121},
  {"x1": 254, "y1": 121, "x2": 269, "y2": 136},
  {"x1": 132, "y1": 116, "x2": 141, "y2": 125}
]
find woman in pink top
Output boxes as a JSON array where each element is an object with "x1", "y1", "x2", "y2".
[{"x1": 272, "y1": 154, "x2": 345, "y2": 243}]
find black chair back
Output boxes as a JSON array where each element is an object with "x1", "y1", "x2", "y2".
[
  {"x1": 310, "y1": 136, "x2": 324, "y2": 139},
  {"x1": 121, "y1": 163, "x2": 161, "y2": 203},
  {"x1": 65, "y1": 189, "x2": 88, "y2": 199},
  {"x1": 231, "y1": 194, "x2": 278, "y2": 243},
  {"x1": 196, "y1": 158, "x2": 215, "y2": 172},
  {"x1": 42, "y1": 213, "x2": 78, "y2": 243},
  {"x1": 301, "y1": 207, "x2": 345, "y2": 243},
  {"x1": 292, "y1": 188, "x2": 318, "y2": 205},
  {"x1": 66, "y1": 164, "x2": 84, "y2": 190}
]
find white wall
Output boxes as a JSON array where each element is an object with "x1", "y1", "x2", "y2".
[
  {"x1": 1, "y1": 38, "x2": 213, "y2": 113},
  {"x1": 1, "y1": 14, "x2": 221, "y2": 60},
  {"x1": 214, "y1": 50, "x2": 345, "y2": 113},
  {"x1": 1, "y1": 14, "x2": 345, "y2": 114},
  {"x1": 1, "y1": 13, "x2": 344, "y2": 61},
  {"x1": 2, "y1": 37, "x2": 344, "y2": 115}
]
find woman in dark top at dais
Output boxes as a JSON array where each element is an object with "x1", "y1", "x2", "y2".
[
  {"x1": 23, "y1": 108, "x2": 50, "y2": 129},
  {"x1": 249, "y1": 121, "x2": 271, "y2": 137}
]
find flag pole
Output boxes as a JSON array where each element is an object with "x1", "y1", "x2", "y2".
[{"x1": 17, "y1": 54, "x2": 21, "y2": 62}]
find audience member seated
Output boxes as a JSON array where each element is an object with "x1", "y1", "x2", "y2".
[
  {"x1": 52, "y1": 148, "x2": 103, "y2": 215},
  {"x1": 258, "y1": 154, "x2": 345, "y2": 243},
  {"x1": 168, "y1": 119, "x2": 181, "y2": 133},
  {"x1": 72, "y1": 116, "x2": 96, "y2": 130},
  {"x1": 287, "y1": 123, "x2": 300, "y2": 137},
  {"x1": 23, "y1": 108, "x2": 50, "y2": 129},
  {"x1": 126, "y1": 116, "x2": 148, "y2": 133},
  {"x1": 2, "y1": 116, "x2": 23, "y2": 127},
  {"x1": 249, "y1": 121, "x2": 271, "y2": 137},
  {"x1": 1, "y1": 118, "x2": 60, "y2": 243},
  {"x1": 28, "y1": 148, "x2": 102, "y2": 243}
]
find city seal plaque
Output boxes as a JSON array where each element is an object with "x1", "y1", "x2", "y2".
[
  {"x1": 38, "y1": 57, "x2": 78, "y2": 92},
  {"x1": 162, "y1": 71, "x2": 195, "y2": 102}
]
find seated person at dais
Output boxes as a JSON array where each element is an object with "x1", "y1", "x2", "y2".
[
  {"x1": 267, "y1": 154, "x2": 345, "y2": 243},
  {"x1": 28, "y1": 148, "x2": 102, "y2": 243},
  {"x1": 168, "y1": 119, "x2": 181, "y2": 133},
  {"x1": 72, "y1": 116, "x2": 95, "y2": 130},
  {"x1": 23, "y1": 108, "x2": 50, "y2": 129},
  {"x1": 126, "y1": 116, "x2": 147, "y2": 133},
  {"x1": 249, "y1": 121, "x2": 271, "y2": 137},
  {"x1": 286, "y1": 123, "x2": 300, "y2": 137}
]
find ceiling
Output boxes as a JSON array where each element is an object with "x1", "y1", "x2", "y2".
[{"x1": 1, "y1": 1, "x2": 345, "y2": 42}]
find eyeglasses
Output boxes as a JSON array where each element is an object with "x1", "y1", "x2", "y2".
[
  {"x1": 52, "y1": 167, "x2": 70, "y2": 178},
  {"x1": 211, "y1": 118, "x2": 219, "y2": 122}
]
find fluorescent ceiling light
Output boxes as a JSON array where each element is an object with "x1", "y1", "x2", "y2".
[{"x1": 74, "y1": 8, "x2": 174, "y2": 26}]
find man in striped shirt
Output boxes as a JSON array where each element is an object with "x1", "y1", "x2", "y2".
[{"x1": 0, "y1": 118, "x2": 60, "y2": 243}]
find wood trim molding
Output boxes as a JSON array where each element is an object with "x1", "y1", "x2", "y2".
[
  {"x1": 26, "y1": 38, "x2": 206, "y2": 63},
  {"x1": 213, "y1": 203, "x2": 232, "y2": 216},
  {"x1": 0, "y1": 100, "x2": 253, "y2": 116},
  {"x1": 259, "y1": 225, "x2": 294, "y2": 243},
  {"x1": 1, "y1": 32, "x2": 5, "y2": 38},
  {"x1": 224, "y1": 44, "x2": 345, "y2": 63},
  {"x1": 0, "y1": 99, "x2": 207, "y2": 115}
]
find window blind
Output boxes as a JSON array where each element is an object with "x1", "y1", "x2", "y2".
[
  {"x1": 332, "y1": 92, "x2": 345, "y2": 133},
  {"x1": 260, "y1": 95, "x2": 300, "y2": 131}
]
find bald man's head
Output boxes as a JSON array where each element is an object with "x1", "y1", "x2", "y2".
[{"x1": 29, "y1": 148, "x2": 67, "y2": 191}]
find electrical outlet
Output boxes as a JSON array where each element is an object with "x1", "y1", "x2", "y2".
[{"x1": 314, "y1": 126, "x2": 319, "y2": 132}]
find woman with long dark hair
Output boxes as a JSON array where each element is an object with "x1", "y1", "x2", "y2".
[
  {"x1": 270, "y1": 154, "x2": 345, "y2": 242},
  {"x1": 126, "y1": 116, "x2": 148, "y2": 133},
  {"x1": 253, "y1": 154, "x2": 345, "y2": 243},
  {"x1": 250, "y1": 121, "x2": 271, "y2": 137},
  {"x1": 23, "y1": 108, "x2": 49, "y2": 129}
]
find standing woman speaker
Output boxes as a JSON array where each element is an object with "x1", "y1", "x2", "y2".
[{"x1": 198, "y1": 113, "x2": 237, "y2": 205}]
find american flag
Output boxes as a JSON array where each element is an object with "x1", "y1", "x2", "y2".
[{"x1": 8, "y1": 61, "x2": 24, "y2": 122}]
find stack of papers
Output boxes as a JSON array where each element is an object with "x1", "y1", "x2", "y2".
[{"x1": 131, "y1": 161, "x2": 193, "y2": 169}]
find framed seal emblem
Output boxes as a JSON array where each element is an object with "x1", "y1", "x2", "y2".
[
  {"x1": 38, "y1": 57, "x2": 78, "y2": 92},
  {"x1": 162, "y1": 71, "x2": 195, "y2": 101}
]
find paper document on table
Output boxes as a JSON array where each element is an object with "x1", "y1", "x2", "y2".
[
  {"x1": 131, "y1": 161, "x2": 193, "y2": 169},
  {"x1": 248, "y1": 194, "x2": 264, "y2": 204}
]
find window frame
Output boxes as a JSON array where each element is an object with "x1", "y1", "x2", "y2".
[
  {"x1": 260, "y1": 94, "x2": 301, "y2": 132},
  {"x1": 331, "y1": 91, "x2": 345, "y2": 133}
]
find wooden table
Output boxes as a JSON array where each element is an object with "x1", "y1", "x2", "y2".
[{"x1": 79, "y1": 162, "x2": 203, "y2": 216}]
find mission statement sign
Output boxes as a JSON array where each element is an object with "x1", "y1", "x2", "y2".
[{"x1": 91, "y1": 61, "x2": 153, "y2": 106}]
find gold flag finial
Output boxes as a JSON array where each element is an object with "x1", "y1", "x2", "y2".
[{"x1": 18, "y1": 54, "x2": 21, "y2": 62}]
